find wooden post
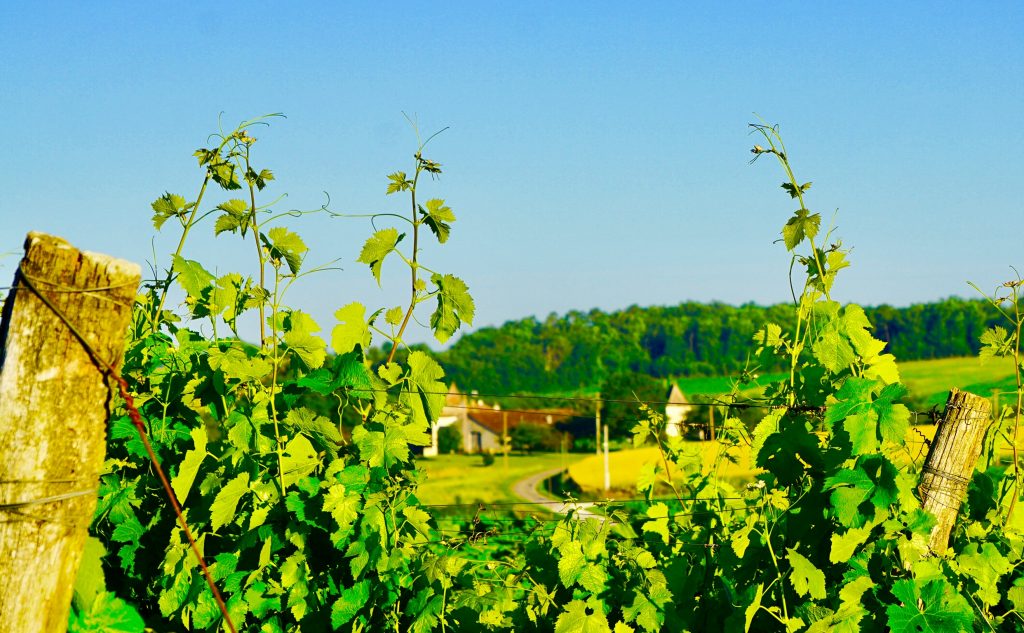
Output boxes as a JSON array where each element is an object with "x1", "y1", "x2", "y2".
[
  {"x1": 595, "y1": 393, "x2": 602, "y2": 456},
  {"x1": 918, "y1": 388, "x2": 992, "y2": 554},
  {"x1": 0, "y1": 233, "x2": 140, "y2": 631}
]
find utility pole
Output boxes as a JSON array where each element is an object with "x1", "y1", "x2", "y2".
[
  {"x1": 595, "y1": 392, "x2": 602, "y2": 457},
  {"x1": 603, "y1": 424, "x2": 611, "y2": 492},
  {"x1": 560, "y1": 432, "x2": 566, "y2": 475}
]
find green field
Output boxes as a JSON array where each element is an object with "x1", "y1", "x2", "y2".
[
  {"x1": 678, "y1": 356, "x2": 1019, "y2": 408},
  {"x1": 899, "y1": 356, "x2": 1020, "y2": 407},
  {"x1": 416, "y1": 452, "x2": 585, "y2": 507}
]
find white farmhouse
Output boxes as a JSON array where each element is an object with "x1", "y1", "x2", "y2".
[{"x1": 664, "y1": 383, "x2": 691, "y2": 437}]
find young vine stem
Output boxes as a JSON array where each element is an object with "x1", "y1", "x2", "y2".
[
  {"x1": 153, "y1": 174, "x2": 212, "y2": 330},
  {"x1": 1007, "y1": 285, "x2": 1022, "y2": 523},
  {"x1": 244, "y1": 142, "x2": 267, "y2": 346},
  {"x1": 269, "y1": 266, "x2": 286, "y2": 496},
  {"x1": 386, "y1": 163, "x2": 422, "y2": 365}
]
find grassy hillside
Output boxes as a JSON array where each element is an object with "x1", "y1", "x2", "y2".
[
  {"x1": 675, "y1": 356, "x2": 1018, "y2": 408},
  {"x1": 899, "y1": 356, "x2": 1020, "y2": 407}
]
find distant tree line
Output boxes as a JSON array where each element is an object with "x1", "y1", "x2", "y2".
[{"x1": 436, "y1": 297, "x2": 1004, "y2": 394}]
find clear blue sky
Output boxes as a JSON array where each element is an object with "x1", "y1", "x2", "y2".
[{"x1": 1, "y1": 2, "x2": 1021, "y2": 345}]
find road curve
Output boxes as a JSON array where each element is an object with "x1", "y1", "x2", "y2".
[{"x1": 510, "y1": 467, "x2": 605, "y2": 521}]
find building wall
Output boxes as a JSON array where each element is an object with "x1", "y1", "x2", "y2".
[
  {"x1": 665, "y1": 403, "x2": 691, "y2": 437},
  {"x1": 463, "y1": 417, "x2": 502, "y2": 452}
]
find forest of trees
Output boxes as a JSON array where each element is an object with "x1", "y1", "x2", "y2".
[{"x1": 436, "y1": 297, "x2": 1003, "y2": 394}]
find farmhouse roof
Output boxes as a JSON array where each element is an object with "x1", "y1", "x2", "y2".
[
  {"x1": 446, "y1": 383, "x2": 465, "y2": 406},
  {"x1": 667, "y1": 383, "x2": 688, "y2": 405},
  {"x1": 464, "y1": 407, "x2": 574, "y2": 435}
]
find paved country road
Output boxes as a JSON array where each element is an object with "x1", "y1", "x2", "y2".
[{"x1": 510, "y1": 467, "x2": 605, "y2": 521}]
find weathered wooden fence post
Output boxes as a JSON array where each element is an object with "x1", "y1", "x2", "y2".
[
  {"x1": 918, "y1": 387, "x2": 993, "y2": 554},
  {"x1": 0, "y1": 233, "x2": 139, "y2": 631}
]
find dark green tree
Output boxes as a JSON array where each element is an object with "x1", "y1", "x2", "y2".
[{"x1": 598, "y1": 371, "x2": 666, "y2": 439}]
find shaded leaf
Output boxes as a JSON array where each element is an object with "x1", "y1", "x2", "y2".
[{"x1": 210, "y1": 472, "x2": 250, "y2": 531}]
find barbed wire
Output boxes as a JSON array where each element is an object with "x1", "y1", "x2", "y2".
[
  {"x1": 420, "y1": 494, "x2": 752, "y2": 510},
  {"x1": 366, "y1": 387, "x2": 1020, "y2": 421}
]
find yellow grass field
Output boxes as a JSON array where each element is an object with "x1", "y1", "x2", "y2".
[{"x1": 569, "y1": 422, "x2": 1022, "y2": 494}]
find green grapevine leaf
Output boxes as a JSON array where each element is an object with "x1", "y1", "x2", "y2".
[
  {"x1": 404, "y1": 351, "x2": 448, "y2": 429},
  {"x1": 331, "y1": 580, "x2": 369, "y2": 627},
  {"x1": 555, "y1": 598, "x2": 611, "y2": 633},
  {"x1": 812, "y1": 327, "x2": 856, "y2": 374},
  {"x1": 824, "y1": 467, "x2": 874, "y2": 527},
  {"x1": 885, "y1": 579, "x2": 974, "y2": 633},
  {"x1": 281, "y1": 434, "x2": 319, "y2": 489},
  {"x1": 171, "y1": 255, "x2": 214, "y2": 299},
  {"x1": 170, "y1": 426, "x2": 207, "y2": 505},
  {"x1": 787, "y1": 548, "x2": 826, "y2": 599},
  {"x1": 213, "y1": 199, "x2": 249, "y2": 235},
  {"x1": 753, "y1": 322, "x2": 785, "y2": 350},
  {"x1": 782, "y1": 208, "x2": 820, "y2": 251},
  {"x1": 378, "y1": 361, "x2": 402, "y2": 385},
  {"x1": 385, "y1": 305, "x2": 403, "y2": 326},
  {"x1": 323, "y1": 485, "x2": 361, "y2": 534},
  {"x1": 635, "y1": 461, "x2": 657, "y2": 495},
  {"x1": 731, "y1": 517, "x2": 756, "y2": 558},
  {"x1": 952, "y1": 542, "x2": 1011, "y2": 606},
  {"x1": 283, "y1": 310, "x2": 326, "y2": 369},
  {"x1": 352, "y1": 423, "x2": 410, "y2": 468},
  {"x1": 69, "y1": 591, "x2": 145, "y2": 633},
  {"x1": 410, "y1": 592, "x2": 444, "y2": 633},
  {"x1": 642, "y1": 502, "x2": 670, "y2": 545},
  {"x1": 1008, "y1": 579, "x2": 1024, "y2": 612},
  {"x1": 578, "y1": 564, "x2": 608, "y2": 594},
  {"x1": 420, "y1": 198, "x2": 455, "y2": 244},
  {"x1": 558, "y1": 542, "x2": 586, "y2": 588},
  {"x1": 151, "y1": 192, "x2": 188, "y2": 230},
  {"x1": 332, "y1": 302, "x2": 370, "y2": 354},
  {"x1": 623, "y1": 586, "x2": 667, "y2": 632},
  {"x1": 72, "y1": 537, "x2": 108, "y2": 613},
  {"x1": 824, "y1": 378, "x2": 875, "y2": 426},
  {"x1": 979, "y1": 326, "x2": 1011, "y2": 359},
  {"x1": 357, "y1": 228, "x2": 403, "y2": 286},
  {"x1": 430, "y1": 273, "x2": 475, "y2": 343},
  {"x1": 247, "y1": 167, "x2": 274, "y2": 191},
  {"x1": 208, "y1": 345, "x2": 271, "y2": 382},
  {"x1": 874, "y1": 383, "x2": 910, "y2": 444},
  {"x1": 285, "y1": 408, "x2": 342, "y2": 446},
  {"x1": 829, "y1": 526, "x2": 872, "y2": 563},
  {"x1": 210, "y1": 472, "x2": 250, "y2": 531},
  {"x1": 111, "y1": 514, "x2": 144, "y2": 545},
  {"x1": 744, "y1": 584, "x2": 763, "y2": 633},
  {"x1": 402, "y1": 505, "x2": 432, "y2": 536},
  {"x1": 386, "y1": 171, "x2": 411, "y2": 194},
  {"x1": 845, "y1": 410, "x2": 879, "y2": 455},
  {"x1": 157, "y1": 567, "x2": 192, "y2": 616},
  {"x1": 263, "y1": 226, "x2": 308, "y2": 274}
]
